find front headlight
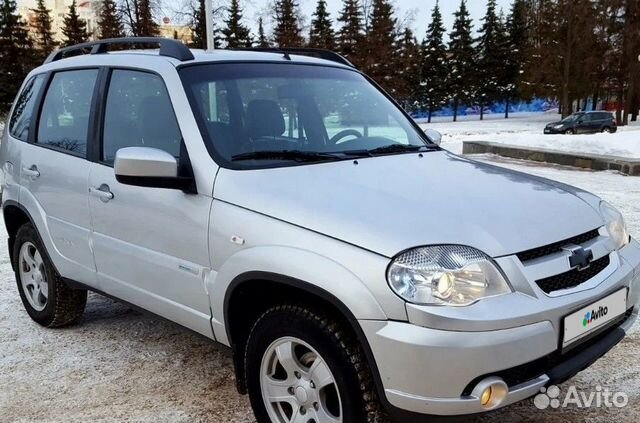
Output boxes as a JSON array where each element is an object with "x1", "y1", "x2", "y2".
[
  {"x1": 554, "y1": 124, "x2": 564, "y2": 129},
  {"x1": 387, "y1": 245, "x2": 513, "y2": 306},
  {"x1": 600, "y1": 201, "x2": 629, "y2": 249}
]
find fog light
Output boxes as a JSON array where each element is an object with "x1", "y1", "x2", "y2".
[
  {"x1": 480, "y1": 387, "x2": 492, "y2": 406},
  {"x1": 471, "y1": 377, "x2": 509, "y2": 410}
]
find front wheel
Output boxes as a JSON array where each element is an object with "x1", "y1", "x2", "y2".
[
  {"x1": 564, "y1": 128, "x2": 576, "y2": 135},
  {"x1": 245, "y1": 305, "x2": 385, "y2": 423}
]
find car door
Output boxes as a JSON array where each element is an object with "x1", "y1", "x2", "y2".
[
  {"x1": 87, "y1": 68, "x2": 213, "y2": 336},
  {"x1": 18, "y1": 69, "x2": 99, "y2": 286}
]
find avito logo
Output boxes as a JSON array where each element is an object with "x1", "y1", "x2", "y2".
[{"x1": 583, "y1": 306, "x2": 608, "y2": 327}]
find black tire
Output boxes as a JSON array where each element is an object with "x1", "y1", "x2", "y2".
[
  {"x1": 245, "y1": 305, "x2": 387, "y2": 423},
  {"x1": 564, "y1": 128, "x2": 576, "y2": 135},
  {"x1": 602, "y1": 126, "x2": 611, "y2": 133},
  {"x1": 13, "y1": 223, "x2": 87, "y2": 327}
]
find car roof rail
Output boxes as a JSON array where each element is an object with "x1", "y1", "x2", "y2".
[
  {"x1": 44, "y1": 37, "x2": 195, "y2": 64},
  {"x1": 233, "y1": 47, "x2": 355, "y2": 68}
]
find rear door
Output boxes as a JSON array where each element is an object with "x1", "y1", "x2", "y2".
[
  {"x1": 18, "y1": 69, "x2": 99, "y2": 286},
  {"x1": 87, "y1": 68, "x2": 213, "y2": 336}
]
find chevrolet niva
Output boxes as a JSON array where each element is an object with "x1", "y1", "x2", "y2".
[{"x1": 1, "y1": 38, "x2": 638, "y2": 423}]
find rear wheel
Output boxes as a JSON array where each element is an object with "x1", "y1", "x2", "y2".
[
  {"x1": 602, "y1": 126, "x2": 612, "y2": 133},
  {"x1": 13, "y1": 223, "x2": 87, "y2": 327},
  {"x1": 245, "y1": 305, "x2": 386, "y2": 423}
]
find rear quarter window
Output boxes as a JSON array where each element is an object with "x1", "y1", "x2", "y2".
[{"x1": 8, "y1": 75, "x2": 46, "y2": 141}]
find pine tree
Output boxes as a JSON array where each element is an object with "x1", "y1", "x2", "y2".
[
  {"x1": 503, "y1": 0, "x2": 528, "y2": 118},
  {"x1": 395, "y1": 28, "x2": 421, "y2": 111},
  {"x1": 222, "y1": 0, "x2": 251, "y2": 48},
  {"x1": 62, "y1": 0, "x2": 89, "y2": 47},
  {"x1": 337, "y1": 0, "x2": 364, "y2": 66},
  {"x1": 475, "y1": 0, "x2": 505, "y2": 120},
  {"x1": 0, "y1": 0, "x2": 35, "y2": 112},
  {"x1": 97, "y1": 0, "x2": 123, "y2": 39},
  {"x1": 190, "y1": 0, "x2": 206, "y2": 48},
  {"x1": 273, "y1": 0, "x2": 303, "y2": 47},
  {"x1": 256, "y1": 17, "x2": 270, "y2": 47},
  {"x1": 136, "y1": 0, "x2": 158, "y2": 36},
  {"x1": 30, "y1": 0, "x2": 57, "y2": 58},
  {"x1": 364, "y1": 0, "x2": 397, "y2": 94},
  {"x1": 309, "y1": 0, "x2": 335, "y2": 50},
  {"x1": 448, "y1": 0, "x2": 476, "y2": 122},
  {"x1": 420, "y1": 0, "x2": 449, "y2": 122}
]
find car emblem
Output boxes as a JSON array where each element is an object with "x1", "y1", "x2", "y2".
[{"x1": 563, "y1": 246, "x2": 594, "y2": 271}]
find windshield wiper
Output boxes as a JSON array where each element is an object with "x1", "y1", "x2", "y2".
[
  {"x1": 367, "y1": 144, "x2": 437, "y2": 156},
  {"x1": 231, "y1": 150, "x2": 343, "y2": 163}
]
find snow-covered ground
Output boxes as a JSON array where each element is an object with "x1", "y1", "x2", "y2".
[
  {"x1": 1, "y1": 115, "x2": 639, "y2": 422},
  {"x1": 420, "y1": 111, "x2": 640, "y2": 159}
]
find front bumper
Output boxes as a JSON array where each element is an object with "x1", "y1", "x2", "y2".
[
  {"x1": 544, "y1": 127, "x2": 566, "y2": 134},
  {"x1": 362, "y1": 239, "x2": 640, "y2": 418}
]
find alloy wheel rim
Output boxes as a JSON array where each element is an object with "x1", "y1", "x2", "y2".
[
  {"x1": 260, "y1": 336, "x2": 342, "y2": 423},
  {"x1": 19, "y1": 242, "x2": 49, "y2": 311}
]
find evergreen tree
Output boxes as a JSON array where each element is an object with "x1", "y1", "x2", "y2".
[
  {"x1": 190, "y1": 0, "x2": 220, "y2": 49},
  {"x1": 503, "y1": 0, "x2": 528, "y2": 117},
  {"x1": 273, "y1": 0, "x2": 304, "y2": 47},
  {"x1": 222, "y1": 0, "x2": 251, "y2": 48},
  {"x1": 62, "y1": 0, "x2": 89, "y2": 47},
  {"x1": 256, "y1": 17, "x2": 270, "y2": 47},
  {"x1": 448, "y1": 0, "x2": 475, "y2": 122},
  {"x1": 30, "y1": 0, "x2": 58, "y2": 58},
  {"x1": 122, "y1": 0, "x2": 159, "y2": 37},
  {"x1": 395, "y1": 28, "x2": 421, "y2": 111},
  {"x1": 364, "y1": 0, "x2": 397, "y2": 94},
  {"x1": 136, "y1": 0, "x2": 158, "y2": 36},
  {"x1": 475, "y1": 0, "x2": 506, "y2": 119},
  {"x1": 0, "y1": 0, "x2": 35, "y2": 112},
  {"x1": 97, "y1": 0, "x2": 123, "y2": 39},
  {"x1": 337, "y1": 0, "x2": 364, "y2": 66},
  {"x1": 420, "y1": 0, "x2": 448, "y2": 122},
  {"x1": 309, "y1": 0, "x2": 335, "y2": 50}
]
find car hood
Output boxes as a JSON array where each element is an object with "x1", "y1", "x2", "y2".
[
  {"x1": 213, "y1": 151, "x2": 605, "y2": 258},
  {"x1": 547, "y1": 121, "x2": 565, "y2": 127}
]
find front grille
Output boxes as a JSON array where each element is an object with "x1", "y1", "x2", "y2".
[
  {"x1": 461, "y1": 307, "x2": 634, "y2": 395},
  {"x1": 517, "y1": 229, "x2": 601, "y2": 263},
  {"x1": 535, "y1": 255, "x2": 610, "y2": 294}
]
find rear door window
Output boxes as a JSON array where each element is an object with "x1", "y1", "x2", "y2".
[
  {"x1": 9, "y1": 75, "x2": 46, "y2": 141},
  {"x1": 37, "y1": 69, "x2": 98, "y2": 156}
]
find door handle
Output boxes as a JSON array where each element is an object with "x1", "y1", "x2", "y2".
[
  {"x1": 22, "y1": 165, "x2": 40, "y2": 179},
  {"x1": 89, "y1": 184, "x2": 114, "y2": 203}
]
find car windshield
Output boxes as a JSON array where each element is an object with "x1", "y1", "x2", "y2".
[
  {"x1": 561, "y1": 114, "x2": 583, "y2": 123},
  {"x1": 180, "y1": 63, "x2": 432, "y2": 168}
]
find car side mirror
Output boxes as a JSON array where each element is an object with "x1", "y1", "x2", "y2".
[
  {"x1": 424, "y1": 129, "x2": 442, "y2": 146},
  {"x1": 114, "y1": 147, "x2": 193, "y2": 191}
]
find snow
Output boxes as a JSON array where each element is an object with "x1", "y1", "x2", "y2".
[{"x1": 419, "y1": 111, "x2": 640, "y2": 159}]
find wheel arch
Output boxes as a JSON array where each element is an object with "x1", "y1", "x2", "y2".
[
  {"x1": 3, "y1": 200, "x2": 36, "y2": 269},
  {"x1": 223, "y1": 271, "x2": 389, "y2": 408}
]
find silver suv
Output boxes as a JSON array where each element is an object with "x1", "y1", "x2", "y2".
[{"x1": 2, "y1": 38, "x2": 639, "y2": 423}]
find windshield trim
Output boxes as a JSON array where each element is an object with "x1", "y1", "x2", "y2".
[{"x1": 179, "y1": 61, "x2": 438, "y2": 171}]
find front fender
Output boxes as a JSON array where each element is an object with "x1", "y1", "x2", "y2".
[{"x1": 208, "y1": 245, "x2": 388, "y2": 346}]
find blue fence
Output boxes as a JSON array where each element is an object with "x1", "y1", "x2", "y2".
[{"x1": 411, "y1": 98, "x2": 560, "y2": 119}]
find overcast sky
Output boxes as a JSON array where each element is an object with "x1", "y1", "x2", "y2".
[{"x1": 234, "y1": 0, "x2": 515, "y2": 40}]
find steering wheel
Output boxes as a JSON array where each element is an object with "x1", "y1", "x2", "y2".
[{"x1": 330, "y1": 129, "x2": 363, "y2": 144}]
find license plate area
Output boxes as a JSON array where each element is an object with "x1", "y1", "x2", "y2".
[{"x1": 562, "y1": 288, "x2": 627, "y2": 349}]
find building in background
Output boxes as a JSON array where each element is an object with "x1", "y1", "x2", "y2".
[
  {"x1": 17, "y1": 0, "x2": 98, "y2": 42},
  {"x1": 159, "y1": 16, "x2": 193, "y2": 45}
]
